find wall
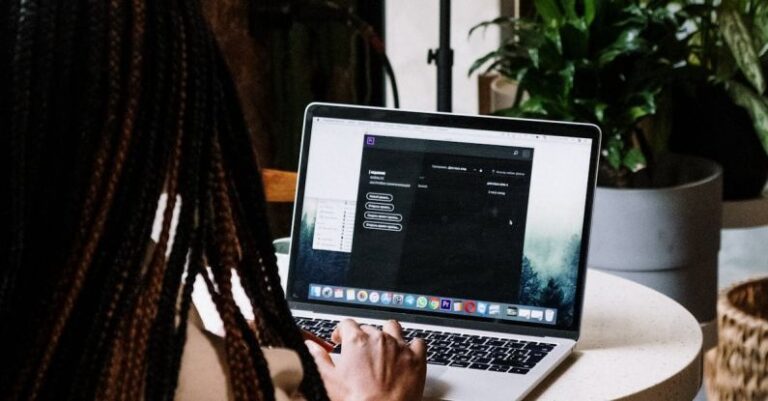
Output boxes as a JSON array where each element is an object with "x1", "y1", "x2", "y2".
[{"x1": 384, "y1": 1, "x2": 505, "y2": 114}]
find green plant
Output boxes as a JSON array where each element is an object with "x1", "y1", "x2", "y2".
[
  {"x1": 677, "y1": 0, "x2": 768, "y2": 155},
  {"x1": 470, "y1": 0, "x2": 688, "y2": 187}
]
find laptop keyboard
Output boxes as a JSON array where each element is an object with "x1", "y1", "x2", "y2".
[{"x1": 294, "y1": 317, "x2": 555, "y2": 375}]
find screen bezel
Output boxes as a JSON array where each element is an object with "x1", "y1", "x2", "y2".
[{"x1": 286, "y1": 103, "x2": 601, "y2": 341}]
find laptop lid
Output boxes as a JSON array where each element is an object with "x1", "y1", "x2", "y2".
[{"x1": 286, "y1": 103, "x2": 600, "y2": 340}]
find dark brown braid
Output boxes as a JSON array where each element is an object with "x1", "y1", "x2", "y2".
[{"x1": 1, "y1": 0, "x2": 333, "y2": 400}]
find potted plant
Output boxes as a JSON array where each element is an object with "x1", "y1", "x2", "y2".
[
  {"x1": 668, "y1": 0, "x2": 768, "y2": 200},
  {"x1": 471, "y1": 0, "x2": 723, "y2": 327}
]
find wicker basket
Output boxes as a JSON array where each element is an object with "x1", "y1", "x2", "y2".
[{"x1": 705, "y1": 276, "x2": 768, "y2": 400}]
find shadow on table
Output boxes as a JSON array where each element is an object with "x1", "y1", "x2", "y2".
[{"x1": 522, "y1": 351, "x2": 583, "y2": 400}]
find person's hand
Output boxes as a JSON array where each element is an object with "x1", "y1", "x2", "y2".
[{"x1": 305, "y1": 319, "x2": 427, "y2": 401}]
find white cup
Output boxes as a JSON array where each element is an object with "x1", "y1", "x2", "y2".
[{"x1": 273, "y1": 237, "x2": 291, "y2": 291}]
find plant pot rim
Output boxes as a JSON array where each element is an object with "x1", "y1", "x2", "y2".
[{"x1": 597, "y1": 154, "x2": 722, "y2": 193}]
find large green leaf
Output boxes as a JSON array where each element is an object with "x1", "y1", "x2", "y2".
[
  {"x1": 584, "y1": 0, "x2": 596, "y2": 26},
  {"x1": 622, "y1": 148, "x2": 647, "y2": 173},
  {"x1": 726, "y1": 80, "x2": 768, "y2": 155},
  {"x1": 754, "y1": 2, "x2": 768, "y2": 56},
  {"x1": 535, "y1": 0, "x2": 563, "y2": 26},
  {"x1": 720, "y1": 8, "x2": 766, "y2": 93},
  {"x1": 563, "y1": 0, "x2": 577, "y2": 21},
  {"x1": 598, "y1": 28, "x2": 646, "y2": 66}
]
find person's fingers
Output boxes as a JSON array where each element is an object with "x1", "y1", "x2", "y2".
[
  {"x1": 381, "y1": 320, "x2": 404, "y2": 342},
  {"x1": 409, "y1": 338, "x2": 427, "y2": 362},
  {"x1": 359, "y1": 325, "x2": 395, "y2": 346},
  {"x1": 331, "y1": 318, "x2": 365, "y2": 345},
  {"x1": 305, "y1": 340, "x2": 335, "y2": 371}
]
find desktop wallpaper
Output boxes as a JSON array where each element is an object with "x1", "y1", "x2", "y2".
[{"x1": 293, "y1": 197, "x2": 583, "y2": 328}]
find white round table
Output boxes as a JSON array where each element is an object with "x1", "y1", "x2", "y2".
[
  {"x1": 198, "y1": 249, "x2": 703, "y2": 400},
  {"x1": 525, "y1": 268, "x2": 702, "y2": 400}
]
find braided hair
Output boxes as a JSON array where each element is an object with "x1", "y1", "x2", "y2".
[{"x1": 0, "y1": 0, "x2": 329, "y2": 400}]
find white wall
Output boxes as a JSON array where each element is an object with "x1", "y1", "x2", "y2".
[{"x1": 385, "y1": 1, "x2": 503, "y2": 114}]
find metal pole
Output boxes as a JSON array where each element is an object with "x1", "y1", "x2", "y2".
[{"x1": 428, "y1": 0, "x2": 453, "y2": 112}]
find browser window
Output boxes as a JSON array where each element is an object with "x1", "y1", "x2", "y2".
[{"x1": 291, "y1": 117, "x2": 592, "y2": 328}]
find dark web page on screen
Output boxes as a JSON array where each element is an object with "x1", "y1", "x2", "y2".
[{"x1": 345, "y1": 135, "x2": 533, "y2": 303}]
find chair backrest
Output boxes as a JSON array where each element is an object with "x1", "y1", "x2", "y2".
[{"x1": 261, "y1": 168, "x2": 297, "y2": 202}]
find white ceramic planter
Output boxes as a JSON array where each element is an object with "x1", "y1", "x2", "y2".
[{"x1": 588, "y1": 155, "x2": 723, "y2": 323}]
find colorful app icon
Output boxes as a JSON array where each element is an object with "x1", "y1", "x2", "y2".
[
  {"x1": 507, "y1": 306, "x2": 519, "y2": 317},
  {"x1": 321, "y1": 287, "x2": 333, "y2": 298},
  {"x1": 545, "y1": 309, "x2": 556, "y2": 322},
  {"x1": 369, "y1": 292, "x2": 381, "y2": 303},
  {"x1": 415, "y1": 296, "x2": 428, "y2": 308},
  {"x1": 488, "y1": 304, "x2": 501, "y2": 315},
  {"x1": 357, "y1": 290, "x2": 369, "y2": 302},
  {"x1": 381, "y1": 292, "x2": 392, "y2": 305},
  {"x1": 346, "y1": 289, "x2": 356, "y2": 301},
  {"x1": 531, "y1": 310, "x2": 544, "y2": 321},
  {"x1": 518, "y1": 308, "x2": 531, "y2": 318},
  {"x1": 334, "y1": 288, "x2": 344, "y2": 298},
  {"x1": 406, "y1": 295, "x2": 417, "y2": 307},
  {"x1": 393, "y1": 294, "x2": 405, "y2": 305},
  {"x1": 429, "y1": 297, "x2": 440, "y2": 310},
  {"x1": 310, "y1": 285, "x2": 322, "y2": 298},
  {"x1": 440, "y1": 299, "x2": 452, "y2": 310},
  {"x1": 477, "y1": 302, "x2": 488, "y2": 315},
  {"x1": 453, "y1": 301, "x2": 463, "y2": 312},
  {"x1": 464, "y1": 301, "x2": 477, "y2": 314}
]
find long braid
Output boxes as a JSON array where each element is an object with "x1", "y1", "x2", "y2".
[
  {"x1": 69, "y1": 0, "x2": 170, "y2": 392},
  {"x1": 145, "y1": 2, "x2": 193, "y2": 398},
  {"x1": 2, "y1": 0, "x2": 333, "y2": 400},
  {"x1": 214, "y1": 53, "x2": 330, "y2": 401},
  {"x1": 3, "y1": 0, "x2": 36, "y2": 322},
  {"x1": 25, "y1": 0, "x2": 137, "y2": 396}
]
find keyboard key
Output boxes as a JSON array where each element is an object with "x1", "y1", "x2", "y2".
[
  {"x1": 428, "y1": 357, "x2": 449, "y2": 366},
  {"x1": 449, "y1": 361, "x2": 470, "y2": 368},
  {"x1": 488, "y1": 365, "x2": 510, "y2": 372},
  {"x1": 469, "y1": 363, "x2": 490, "y2": 370},
  {"x1": 510, "y1": 368, "x2": 530, "y2": 375}
]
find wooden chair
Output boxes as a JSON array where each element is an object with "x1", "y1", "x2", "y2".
[{"x1": 261, "y1": 168, "x2": 298, "y2": 203}]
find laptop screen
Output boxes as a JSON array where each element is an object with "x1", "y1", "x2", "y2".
[{"x1": 287, "y1": 108, "x2": 596, "y2": 330}]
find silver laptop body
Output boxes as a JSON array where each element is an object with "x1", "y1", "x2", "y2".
[{"x1": 286, "y1": 103, "x2": 601, "y2": 400}]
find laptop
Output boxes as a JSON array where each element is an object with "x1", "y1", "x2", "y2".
[{"x1": 286, "y1": 103, "x2": 601, "y2": 400}]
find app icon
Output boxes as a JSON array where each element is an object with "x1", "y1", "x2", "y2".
[
  {"x1": 464, "y1": 301, "x2": 477, "y2": 314},
  {"x1": 518, "y1": 308, "x2": 531, "y2": 318},
  {"x1": 369, "y1": 292, "x2": 381, "y2": 303},
  {"x1": 366, "y1": 136, "x2": 376, "y2": 145},
  {"x1": 415, "y1": 296, "x2": 427, "y2": 308},
  {"x1": 429, "y1": 297, "x2": 440, "y2": 310},
  {"x1": 321, "y1": 287, "x2": 333, "y2": 298},
  {"x1": 334, "y1": 288, "x2": 344, "y2": 299},
  {"x1": 477, "y1": 302, "x2": 488, "y2": 315},
  {"x1": 531, "y1": 310, "x2": 544, "y2": 321},
  {"x1": 357, "y1": 290, "x2": 369, "y2": 302},
  {"x1": 393, "y1": 294, "x2": 405, "y2": 305},
  {"x1": 405, "y1": 295, "x2": 417, "y2": 307},
  {"x1": 381, "y1": 292, "x2": 392, "y2": 305},
  {"x1": 440, "y1": 299, "x2": 452, "y2": 310},
  {"x1": 507, "y1": 306, "x2": 519, "y2": 317},
  {"x1": 545, "y1": 309, "x2": 555, "y2": 322},
  {"x1": 346, "y1": 289, "x2": 356, "y2": 301},
  {"x1": 453, "y1": 301, "x2": 463, "y2": 312},
  {"x1": 310, "y1": 285, "x2": 322, "y2": 298},
  {"x1": 488, "y1": 304, "x2": 501, "y2": 315}
]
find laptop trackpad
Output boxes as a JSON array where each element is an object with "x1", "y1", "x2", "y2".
[{"x1": 422, "y1": 366, "x2": 451, "y2": 401}]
